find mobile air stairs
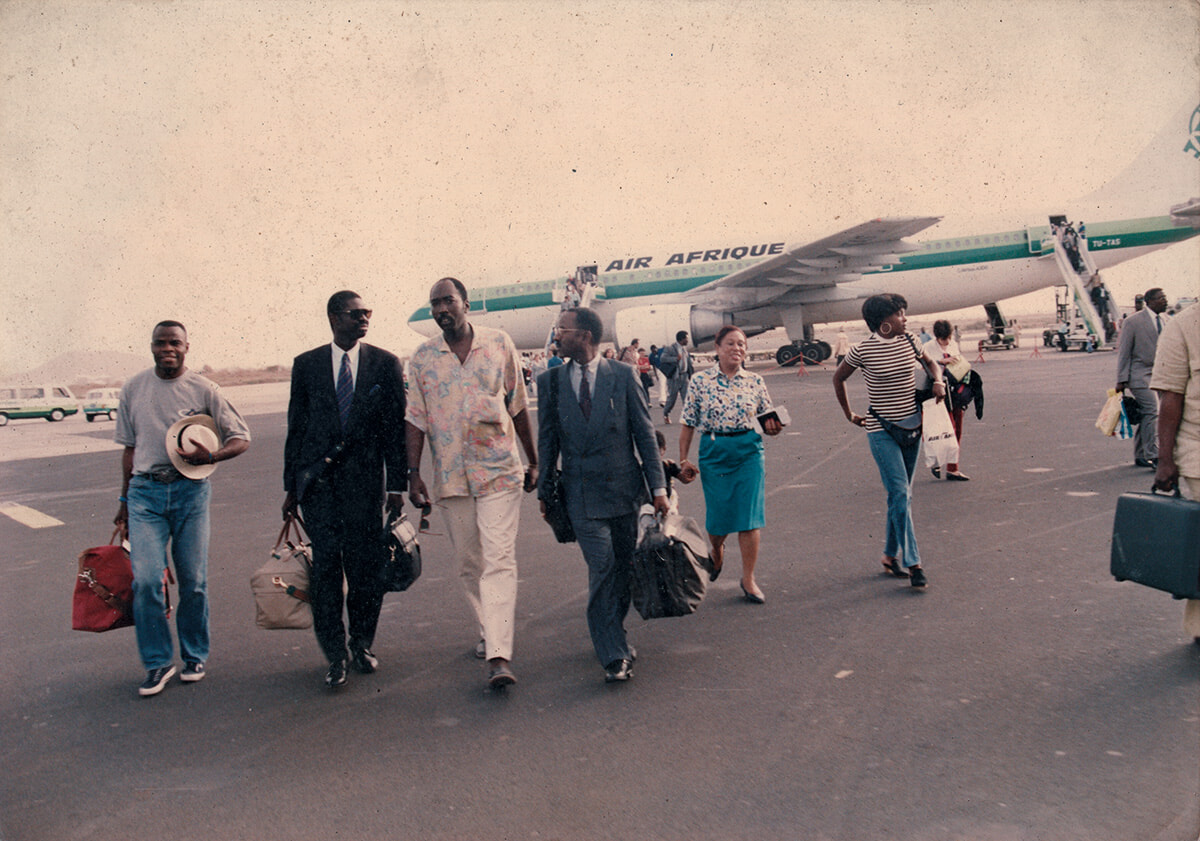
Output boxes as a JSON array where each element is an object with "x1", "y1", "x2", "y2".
[{"x1": 1042, "y1": 217, "x2": 1116, "y2": 351}]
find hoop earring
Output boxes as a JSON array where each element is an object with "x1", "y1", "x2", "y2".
[{"x1": 879, "y1": 323, "x2": 893, "y2": 337}]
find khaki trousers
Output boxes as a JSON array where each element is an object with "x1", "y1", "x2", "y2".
[{"x1": 441, "y1": 485, "x2": 522, "y2": 661}]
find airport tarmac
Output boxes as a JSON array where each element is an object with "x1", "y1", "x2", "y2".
[{"x1": 0, "y1": 349, "x2": 1196, "y2": 841}]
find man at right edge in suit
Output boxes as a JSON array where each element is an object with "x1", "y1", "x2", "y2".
[
  {"x1": 1116, "y1": 287, "x2": 1170, "y2": 468},
  {"x1": 283, "y1": 291, "x2": 407, "y2": 690},
  {"x1": 537, "y1": 307, "x2": 669, "y2": 684}
]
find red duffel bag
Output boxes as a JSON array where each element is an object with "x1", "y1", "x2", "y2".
[
  {"x1": 72, "y1": 530, "x2": 172, "y2": 633},
  {"x1": 73, "y1": 529, "x2": 135, "y2": 632}
]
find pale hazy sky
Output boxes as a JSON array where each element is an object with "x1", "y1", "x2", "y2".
[{"x1": 2, "y1": 0, "x2": 1198, "y2": 375}]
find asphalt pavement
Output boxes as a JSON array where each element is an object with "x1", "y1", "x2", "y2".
[{"x1": 0, "y1": 348, "x2": 1196, "y2": 841}]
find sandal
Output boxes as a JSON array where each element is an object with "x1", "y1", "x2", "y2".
[{"x1": 882, "y1": 558, "x2": 909, "y2": 579}]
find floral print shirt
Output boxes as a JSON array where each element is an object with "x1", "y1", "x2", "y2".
[
  {"x1": 680, "y1": 365, "x2": 772, "y2": 433},
  {"x1": 406, "y1": 325, "x2": 528, "y2": 500}
]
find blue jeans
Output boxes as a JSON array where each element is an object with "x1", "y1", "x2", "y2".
[
  {"x1": 866, "y1": 431, "x2": 922, "y2": 568},
  {"x1": 127, "y1": 475, "x2": 211, "y2": 670}
]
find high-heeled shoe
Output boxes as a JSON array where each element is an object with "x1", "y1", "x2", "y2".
[
  {"x1": 740, "y1": 583, "x2": 765, "y2": 604},
  {"x1": 709, "y1": 557, "x2": 723, "y2": 582}
]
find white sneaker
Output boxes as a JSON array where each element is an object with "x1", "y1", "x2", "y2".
[{"x1": 180, "y1": 662, "x2": 206, "y2": 683}]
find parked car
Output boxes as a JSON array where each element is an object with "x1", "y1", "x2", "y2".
[
  {"x1": 83, "y1": 388, "x2": 121, "y2": 422},
  {"x1": 0, "y1": 385, "x2": 79, "y2": 425}
]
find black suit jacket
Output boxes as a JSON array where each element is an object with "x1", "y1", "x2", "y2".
[{"x1": 283, "y1": 343, "x2": 407, "y2": 512}]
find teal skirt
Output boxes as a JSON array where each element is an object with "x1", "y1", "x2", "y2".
[{"x1": 698, "y1": 430, "x2": 765, "y2": 536}]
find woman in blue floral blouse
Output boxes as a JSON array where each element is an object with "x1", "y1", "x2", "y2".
[{"x1": 678, "y1": 326, "x2": 782, "y2": 603}]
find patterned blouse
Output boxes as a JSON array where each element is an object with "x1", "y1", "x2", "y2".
[
  {"x1": 406, "y1": 324, "x2": 528, "y2": 500},
  {"x1": 680, "y1": 365, "x2": 773, "y2": 433}
]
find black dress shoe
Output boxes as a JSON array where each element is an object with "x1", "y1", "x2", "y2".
[
  {"x1": 1135, "y1": 458, "x2": 1157, "y2": 468},
  {"x1": 604, "y1": 659, "x2": 633, "y2": 683},
  {"x1": 325, "y1": 659, "x2": 348, "y2": 689},
  {"x1": 350, "y1": 648, "x2": 379, "y2": 674}
]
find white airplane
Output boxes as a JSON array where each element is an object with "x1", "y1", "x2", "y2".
[{"x1": 409, "y1": 101, "x2": 1200, "y2": 364}]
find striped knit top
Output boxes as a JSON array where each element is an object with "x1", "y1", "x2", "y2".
[{"x1": 843, "y1": 332, "x2": 922, "y2": 432}]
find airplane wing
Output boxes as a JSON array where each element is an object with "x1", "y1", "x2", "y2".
[{"x1": 684, "y1": 216, "x2": 941, "y2": 302}]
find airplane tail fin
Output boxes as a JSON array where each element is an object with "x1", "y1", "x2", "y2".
[{"x1": 1076, "y1": 100, "x2": 1200, "y2": 221}]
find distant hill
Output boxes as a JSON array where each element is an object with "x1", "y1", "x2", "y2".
[{"x1": 4, "y1": 352, "x2": 147, "y2": 387}]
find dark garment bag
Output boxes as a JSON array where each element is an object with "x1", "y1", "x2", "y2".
[
  {"x1": 630, "y1": 517, "x2": 712, "y2": 619},
  {"x1": 1111, "y1": 488, "x2": 1200, "y2": 599}
]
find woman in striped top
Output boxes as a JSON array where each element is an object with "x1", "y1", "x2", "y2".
[{"x1": 832, "y1": 294, "x2": 946, "y2": 589}]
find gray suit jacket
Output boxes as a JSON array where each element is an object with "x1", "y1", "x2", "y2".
[
  {"x1": 537, "y1": 358, "x2": 666, "y2": 521},
  {"x1": 1116, "y1": 308, "x2": 1168, "y2": 389}
]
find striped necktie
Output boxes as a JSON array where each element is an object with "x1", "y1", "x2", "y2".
[{"x1": 336, "y1": 351, "x2": 354, "y2": 429}]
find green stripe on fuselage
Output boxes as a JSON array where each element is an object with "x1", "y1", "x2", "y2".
[{"x1": 408, "y1": 215, "x2": 1195, "y2": 325}]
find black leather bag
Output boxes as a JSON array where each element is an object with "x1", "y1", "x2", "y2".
[
  {"x1": 378, "y1": 510, "x2": 422, "y2": 592},
  {"x1": 542, "y1": 464, "x2": 576, "y2": 544},
  {"x1": 542, "y1": 369, "x2": 576, "y2": 543},
  {"x1": 868, "y1": 407, "x2": 923, "y2": 448},
  {"x1": 630, "y1": 516, "x2": 710, "y2": 619}
]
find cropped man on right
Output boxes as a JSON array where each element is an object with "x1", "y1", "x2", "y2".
[{"x1": 1150, "y1": 301, "x2": 1200, "y2": 639}]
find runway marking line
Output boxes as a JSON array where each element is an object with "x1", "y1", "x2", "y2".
[{"x1": 0, "y1": 502, "x2": 64, "y2": 529}]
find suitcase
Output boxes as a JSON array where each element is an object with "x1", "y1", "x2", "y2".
[{"x1": 1110, "y1": 488, "x2": 1200, "y2": 599}]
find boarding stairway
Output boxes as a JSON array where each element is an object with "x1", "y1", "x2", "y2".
[{"x1": 1048, "y1": 233, "x2": 1108, "y2": 349}]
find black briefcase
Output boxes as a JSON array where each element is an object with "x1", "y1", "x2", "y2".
[{"x1": 1110, "y1": 488, "x2": 1200, "y2": 599}]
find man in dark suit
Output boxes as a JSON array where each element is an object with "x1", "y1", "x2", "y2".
[
  {"x1": 283, "y1": 291, "x2": 407, "y2": 689},
  {"x1": 1117, "y1": 287, "x2": 1171, "y2": 467},
  {"x1": 537, "y1": 307, "x2": 669, "y2": 683}
]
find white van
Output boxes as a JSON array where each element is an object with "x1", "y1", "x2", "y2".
[
  {"x1": 0, "y1": 385, "x2": 79, "y2": 425},
  {"x1": 83, "y1": 388, "x2": 121, "y2": 422}
]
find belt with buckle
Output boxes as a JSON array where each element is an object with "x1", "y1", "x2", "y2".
[
  {"x1": 710, "y1": 428, "x2": 752, "y2": 437},
  {"x1": 144, "y1": 467, "x2": 183, "y2": 483}
]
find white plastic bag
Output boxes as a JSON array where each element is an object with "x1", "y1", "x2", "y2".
[
  {"x1": 922, "y1": 397, "x2": 959, "y2": 474},
  {"x1": 1095, "y1": 389, "x2": 1123, "y2": 437}
]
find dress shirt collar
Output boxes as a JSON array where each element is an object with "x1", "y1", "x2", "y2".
[
  {"x1": 569, "y1": 356, "x2": 600, "y2": 396},
  {"x1": 331, "y1": 341, "x2": 361, "y2": 387}
]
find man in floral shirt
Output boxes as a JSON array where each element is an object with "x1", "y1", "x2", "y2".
[{"x1": 406, "y1": 278, "x2": 538, "y2": 690}]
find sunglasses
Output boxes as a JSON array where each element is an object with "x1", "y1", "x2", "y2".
[{"x1": 339, "y1": 309, "x2": 373, "y2": 320}]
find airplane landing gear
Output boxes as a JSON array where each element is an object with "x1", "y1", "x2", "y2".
[{"x1": 776, "y1": 341, "x2": 832, "y2": 366}]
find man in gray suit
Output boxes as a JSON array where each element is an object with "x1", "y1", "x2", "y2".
[
  {"x1": 659, "y1": 330, "x2": 693, "y2": 424},
  {"x1": 537, "y1": 307, "x2": 670, "y2": 683},
  {"x1": 1117, "y1": 287, "x2": 1171, "y2": 467}
]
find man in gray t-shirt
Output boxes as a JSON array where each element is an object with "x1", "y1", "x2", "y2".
[{"x1": 114, "y1": 321, "x2": 250, "y2": 697}]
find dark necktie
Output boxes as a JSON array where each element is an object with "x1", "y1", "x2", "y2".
[
  {"x1": 336, "y1": 352, "x2": 354, "y2": 429},
  {"x1": 579, "y1": 365, "x2": 592, "y2": 420},
  {"x1": 1156, "y1": 314, "x2": 1162, "y2": 334}
]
